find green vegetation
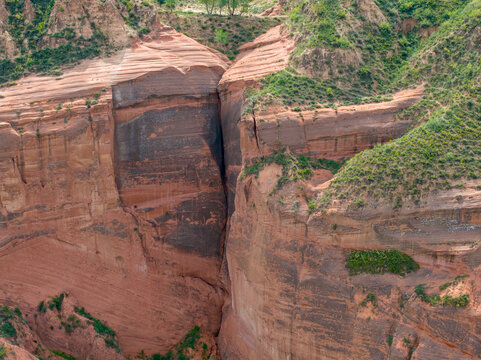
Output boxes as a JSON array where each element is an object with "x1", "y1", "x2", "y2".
[
  {"x1": 0, "y1": 0, "x2": 113, "y2": 85},
  {"x1": 48, "y1": 293, "x2": 65, "y2": 311},
  {"x1": 38, "y1": 300, "x2": 47, "y2": 313},
  {"x1": 149, "y1": 326, "x2": 206, "y2": 360},
  {"x1": 319, "y1": 0, "x2": 481, "y2": 209},
  {"x1": 346, "y1": 249, "x2": 419, "y2": 276},
  {"x1": 288, "y1": 0, "x2": 349, "y2": 49},
  {"x1": 360, "y1": 292, "x2": 377, "y2": 307},
  {"x1": 246, "y1": 68, "x2": 394, "y2": 110},
  {"x1": 415, "y1": 284, "x2": 470, "y2": 307},
  {"x1": 0, "y1": 31, "x2": 107, "y2": 85},
  {"x1": 61, "y1": 315, "x2": 85, "y2": 334},
  {"x1": 49, "y1": 349, "x2": 76, "y2": 360},
  {"x1": 375, "y1": 0, "x2": 470, "y2": 27},
  {"x1": 284, "y1": 0, "x2": 425, "y2": 97},
  {"x1": 157, "y1": 12, "x2": 280, "y2": 60},
  {"x1": 0, "y1": 305, "x2": 22, "y2": 339},
  {"x1": 250, "y1": 0, "x2": 472, "y2": 113},
  {"x1": 0, "y1": 345, "x2": 6, "y2": 360},
  {"x1": 439, "y1": 274, "x2": 468, "y2": 291},
  {"x1": 74, "y1": 307, "x2": 119, "y2": 351},
  {"x1": 242, "y1": 148, "x2": 345, "y2": 192}
]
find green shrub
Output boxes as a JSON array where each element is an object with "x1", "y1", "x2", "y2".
[
  {"x1": 51, "y1": 293, "x2": 65, "y2": 311},
  {"x1": 74, "y1": 307, "x2": 119, "y2": 350},
  {"x1": 151, "y1": 326, "x2": 202, "y2": 360},
  {"x1": 360, "y1": 292, "x2": 377, "y2": 307},
  {"x1": 415, "y1": 284, "x2": 469, "y2": 307},
  {"x1": 346, "y1": 249, "x2": 419, "y2": 276},
  {"x1": 242, "y1": 148, "x2": 345, "y2": 192}
]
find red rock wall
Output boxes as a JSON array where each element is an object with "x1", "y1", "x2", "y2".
[
  {"x1": 0, "y1": 28, "x2": 228, "y2": 356},
  {"x1": 216, "y1": 25, "x2": 481, "y2": 360},
  {"x1": 218, "y1": 163, "x2": 481, "y2": 359}
]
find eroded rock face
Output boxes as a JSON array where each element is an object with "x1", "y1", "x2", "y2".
[
  {"x1": 218, "y1": 161, "x2": 481, "y2": 359},
  {"x1": 218, "y1": 24, "x2": 295, "y2": 215},
  {"x1": 1, "y1": 19, "x2": 480, "y2": 360},
  {"x1": 0, "y1": 26, "x2": 228, "y2": 355},
  {"x1": 216, "y1": 26, "x2": 481, "y2": 360}
]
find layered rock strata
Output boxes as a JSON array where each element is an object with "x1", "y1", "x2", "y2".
[
  {"x1": 216, "y1": 23, "x2": 481, "y2": 360},
  {"x1": 1, "y1": 19, "x2": 480, "y2": 360},
  {"x1": 0, "y1": 26, "x2": 228, "y2": 355}
]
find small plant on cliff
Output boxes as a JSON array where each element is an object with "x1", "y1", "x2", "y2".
[
  {"x1": 415, "y1": 282, "x2": 470, "y2": 307},
  {"x1": 439, "y1": 274, "x2": 468, "y2": 291},
  {"x1": 0, "y1": 345, "x2": 6, "y2": 360},
  {"x1": 346, "y1": 249, "x2": 419, "y2": 276},
  {"x1": 49, "y1": 349, "x2": 76, "y2": 360},
  {"x1": 74, "y1": 306, "x2": 119, "y2": 350},
  {"x1": 150, "y1": 326, "x2": 202, "y2": 360},
  {"x1": 242, "y1": 148, "x2": 345, "y2": 192},
  {"x1": 38, "y1": 300, "x2": 47, "y2": 313},
  {"x1": 48, "y1": 293, "x2": 66, "y2": 311},
  {"x1": 360, "y1": 292, "x2": 377, "y2": 307}
]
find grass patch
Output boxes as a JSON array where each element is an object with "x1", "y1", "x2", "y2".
[
  {"x1": 157, "y1": 12, "x2": 280, "y2": 60},
  {"x1": 245, "y1": 68, "x2": 395, "y2": 110},
  {"x1": 346, "y1": 249, "x2": 419, "y2": 276},
  {"x1": 375, "y1": 0, "x2": 470, "y2": 27}
]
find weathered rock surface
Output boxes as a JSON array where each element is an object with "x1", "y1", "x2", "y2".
[
  {"x1": 47, "y1": 0, "x2": 131, "y2": 48},
  {"x1": 218, "y1": 24, "x2": 295, "y2": 214},
  {"x1": 216, "y1": 25, "x2": 480, "y2": 360},
  {"x1": 0, "y1": 25, "x2": 228, "y2": 356},
  {"x1": 218, "y1": 160, "x2": 481, "y2": 359},
  {"x1": 1, "y1": 16, "x2": 480, "y2": 360}
]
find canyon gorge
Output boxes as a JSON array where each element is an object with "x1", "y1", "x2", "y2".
[{"x1": 0, "y1": 0, "x2": 480, "y2": 359}]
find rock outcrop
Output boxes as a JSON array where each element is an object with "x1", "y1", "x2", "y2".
[
  {"x1": 215, "y1": 22, "x2": 481, "y2": 360},
  {"x1": 218, "y1": 160, "x2": 481, "y2": 358},
  {"x1": 0, "y1": 25, "x2": 228, "y2": 355}
]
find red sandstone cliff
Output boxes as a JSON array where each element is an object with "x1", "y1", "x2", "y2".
[
  {"x1": 0, "y1": 25, "x2": 227, "y2": 356},
  {"x1": 1, "y1": 18, "x2": 480, "y2": 360},
  {"x1": 215, "y1": 24, "x2": 481, "y2": 360}
]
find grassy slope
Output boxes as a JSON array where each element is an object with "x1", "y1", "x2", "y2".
[
  {"x1": 157, "y1": 12, "x2": 281, "y2": 60},
  {"x1": 239, "y1": 0, "x2": 481, "y2": 211},
  {"x1": 322, "y1": 0, "x2": 481, "y2": 210},
  {"x1": 246, "y1": 0, "x2": 471, "y2": 110},
  {"x1": 0, "y1": 0, "x2": 280, "y2": 84}
]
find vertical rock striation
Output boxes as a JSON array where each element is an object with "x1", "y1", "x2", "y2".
[{"x1": 0, "y1": 25, "x2": 228, "y2": 355}]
